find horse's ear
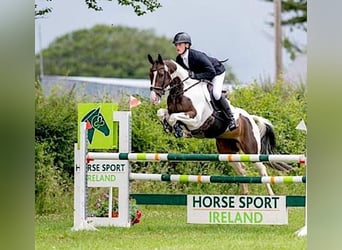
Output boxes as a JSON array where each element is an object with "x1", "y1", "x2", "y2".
[
  {"x1": 147, "y1": 54, "x2": 154, "y2": 65},
  {"x1": 157, "y1": 54, "x2": 163, "y2": 63}
]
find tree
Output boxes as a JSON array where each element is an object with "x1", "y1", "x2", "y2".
[
  {"x1": 35, "y1": 0, "x2": 162, "y2": 18},
  {"x1": 262, "y1": 0, "x2": 307, "y2": 59},
  {"x1": 35, "y1": 25, "x2": 175, "y2": 78},
  {"x1": 35, "y1": 0, "x2": 52, "y2": 17}
]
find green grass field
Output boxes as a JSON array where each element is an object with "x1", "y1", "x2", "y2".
[{"x1": 35, "y1": 206, "x2": 306, "y2": 250}]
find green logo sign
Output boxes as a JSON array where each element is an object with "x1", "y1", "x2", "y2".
[
  {"x1": 81, "y1": 107, "x2": 109, "y2": 144},
  {"x1": 78, "y1": 103, "x2": 118, "y2": 149}
]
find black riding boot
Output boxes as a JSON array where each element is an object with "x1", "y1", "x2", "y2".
[{"x1": 217, "y1": 96, "x2": 238, "y2": 131}]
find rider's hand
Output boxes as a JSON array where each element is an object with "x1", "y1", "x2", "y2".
[{"x1": 188, "y1": 70, "x2": 196, "y2": 79}]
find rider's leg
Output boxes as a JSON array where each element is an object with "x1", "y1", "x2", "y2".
[
  {"x1": 212, "y1": 73, "x2": 238, "y2": 131},
  {"x1": 217, "y1": 97, "x2": 238, "y2": 131}
]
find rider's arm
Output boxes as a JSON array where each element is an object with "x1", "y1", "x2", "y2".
[{"x1": 191, "y1": 51, "x2": 216, "y2": 80}]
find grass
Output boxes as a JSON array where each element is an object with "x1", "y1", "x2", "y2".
[{"x1": 35, "y1": 206, "x2": 306, "y2": 250}]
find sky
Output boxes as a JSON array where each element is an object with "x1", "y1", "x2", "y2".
[{"x1": 35, "y1": 0, "x2": 307, "y2": 83}]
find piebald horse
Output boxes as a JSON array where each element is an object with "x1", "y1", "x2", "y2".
[{"x1": 148, "y1": 54, "x2": 292, "y2": 195}]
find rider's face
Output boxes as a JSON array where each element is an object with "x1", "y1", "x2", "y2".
[{"x1": 175, "y1": 43, "x2": 187, "y2": 55}]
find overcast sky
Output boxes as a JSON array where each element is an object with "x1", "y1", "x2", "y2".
[{"x1": 35, "y1": 0, "x2": 307, "y2": 83}]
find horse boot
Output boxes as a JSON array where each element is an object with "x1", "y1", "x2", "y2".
[
  {"x1": 217, "y1": 96, "x2": 238, "y2": 131},
  {"x1": 160, "y1": 119, "x2": 172, "y2": 133},
  {"x1": 173, "y1": 122, "x2": 184, "y2": 138}
]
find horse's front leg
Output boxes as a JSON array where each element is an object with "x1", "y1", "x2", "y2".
[
  {"x1": 160, "y1": 113, "x2": 183, "y2": 138},
  {"x1": 168, "y1": 112, "x2": 202, "y2": 129},
  {"x1": 167, "y1": 112, "x2": 203, "y2": 138},
  {"x1": 157, "y1": 108, "x2": 183, "y2": 136},
  {"x1": 157, "y1": 108, "x2": 172, "y2": 133},
  {"x1": 156, "y1": 111, "x2": 189, "y2": 138}
]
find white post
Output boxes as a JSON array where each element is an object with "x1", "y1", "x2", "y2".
[
  {"x1": 72, "y1": 122, "x2": 97, "y2": 231},
  {"x1": 295, "y1": 119, "x2": 307, "y2": 237},
  {"x1": 73, "y1": 143, "x2": 80, "y2": 228},
  {"x1": 113, "y1": 111, "x2": 132, "y2": 227},
  {"x1": 109, "y1": 187, "x2": 113, "y2": 218}
]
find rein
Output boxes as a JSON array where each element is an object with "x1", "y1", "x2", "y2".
[
  {"x1": 161, "y1": 76, "x2": 201, "y2": 97},
  {"x1": 150, "y1": 62, "x2": 211, "y2": 97},
  {"x1": 170, "y1": 77, "x2": 208, "y2": 96},
  {"x1": 183, "y1": 79, "x2": 202, "y2": 93}
]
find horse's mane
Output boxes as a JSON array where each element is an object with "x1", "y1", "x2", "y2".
[
  {"x1": 164, "y1": 59, "x2": 177, "y2": 72},
  {"x1": 164, "y1": 59, "x2": 188, "y2": 78}
]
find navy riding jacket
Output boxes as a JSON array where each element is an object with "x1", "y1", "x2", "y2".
[{"x1": 176, "y1": 48, "x2": 225, "y2": 81}]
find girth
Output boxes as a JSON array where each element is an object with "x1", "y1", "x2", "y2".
[{"x1": 190, "y1": 111, "x2": 228, "y2": 139}]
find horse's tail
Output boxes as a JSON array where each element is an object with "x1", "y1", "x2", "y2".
[{"x1": 252, "y1": 115, "x2": 294, "y2": 171}]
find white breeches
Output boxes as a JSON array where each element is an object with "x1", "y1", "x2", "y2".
[{"x1": 212, "y1": 71, "x2": 226, "y2": 100}]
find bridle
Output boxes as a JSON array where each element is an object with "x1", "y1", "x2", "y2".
[
  {"x1": 150, "y1": 66, "x2": 169, "y2": 97},
  {"x1": 150, "y1": 62, "x2": 204, "y2": 98}
]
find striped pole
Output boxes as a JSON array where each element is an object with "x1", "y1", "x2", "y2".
[
  {"x1": 130, "y1": 173, "x2": 306, "y2": 184},
  {"x1": 87, "y1": 153, "x2": 306, "y2": 164}
]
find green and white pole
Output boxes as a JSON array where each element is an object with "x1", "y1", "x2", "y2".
[
  {"x1": 130, "y1": 173, "x2": 306, "y2": 184},
  {"x1": 87, "y1": 152, "x2": 306, "y2": 163}
]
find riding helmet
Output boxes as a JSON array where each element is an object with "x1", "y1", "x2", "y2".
[{"x1": 173, "y1": 32, "x2": 192, "y2": 45}]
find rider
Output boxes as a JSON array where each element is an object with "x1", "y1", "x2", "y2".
[{"x1": 172, "y1": 31, "x2": 238, "y2": 131}]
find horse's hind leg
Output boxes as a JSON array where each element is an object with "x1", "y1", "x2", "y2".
[
  {"x1": 229, "y1": 162, "x2": 249, "y2": 195},
  {"x1": 216, "y1": 138, "x2": 249, "y2": 195},
  {"x1": 254, "y1": 162, "x2": 274, "y2": 195}
]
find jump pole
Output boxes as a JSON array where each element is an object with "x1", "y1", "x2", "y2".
[
  {"x1": 130, "y1": 173, "x2": 306, "y2": 184},
  {"x1": 87, "y1": 152, "x2": 306, "y2": 163}
]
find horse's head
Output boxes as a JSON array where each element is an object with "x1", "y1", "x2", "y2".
[
  {"x1": 147, "y1": 54, "x2": 174, "y2": 105},
  {"x1": 81, "y1": 107, "x2": 110, "y2": 144}
]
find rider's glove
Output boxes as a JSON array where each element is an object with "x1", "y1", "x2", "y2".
[{"x1": 188, "y1": 70, "x2": 196, "y2": 79}]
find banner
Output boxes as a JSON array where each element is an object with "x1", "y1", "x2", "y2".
[{"x1": 187, "y1": 195, "x2": 288, "y2": 225}]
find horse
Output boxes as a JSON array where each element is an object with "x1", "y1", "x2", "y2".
[
  {"x1": 147, "y1": 54, "x2": 293, "y2": 195},
  {"x1": 81, "y1": 107, "x2": 110, "y2": 144}
]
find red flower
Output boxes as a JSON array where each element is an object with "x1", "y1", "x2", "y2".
[{"x1": 131, "y1": 209, "x2": 142, "y2": 225}]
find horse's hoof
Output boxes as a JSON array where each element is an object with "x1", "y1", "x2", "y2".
[{"x1": 174, "y1": 132, "x2": 183, "y2": 138}]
